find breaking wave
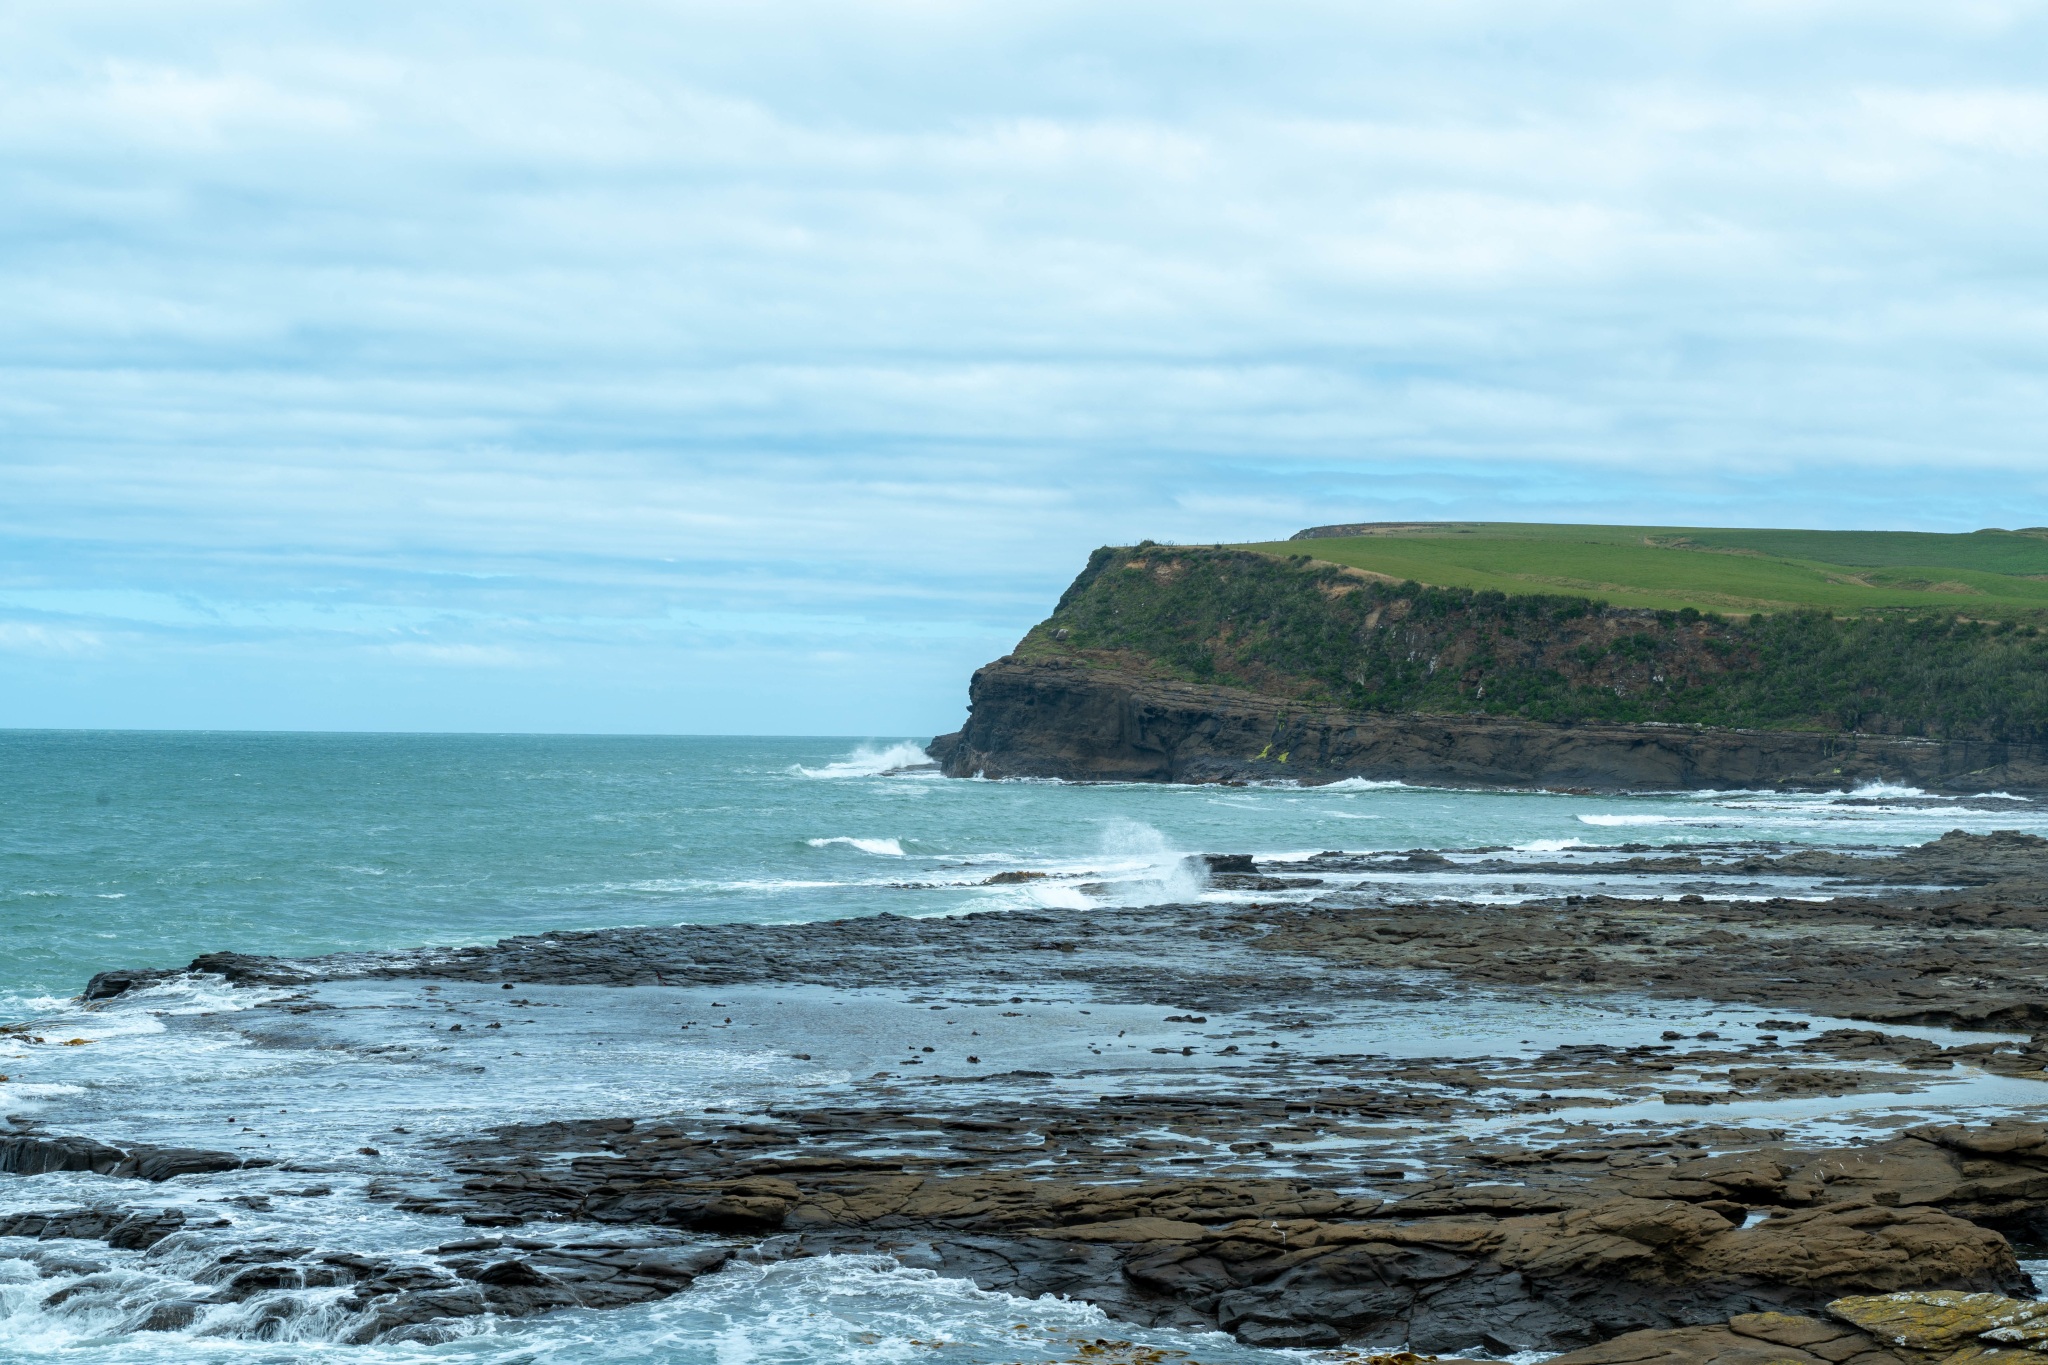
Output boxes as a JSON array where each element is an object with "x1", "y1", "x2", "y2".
[
  {"x1": 792, "y1": 742, "x2": 934, "y2": 779},
  {"x1": 806, "y1": 837, "x2": 907, "y2": 856},
  {"x1": 1845, "y1": 782, "x2": 1931, "y2": 799}
]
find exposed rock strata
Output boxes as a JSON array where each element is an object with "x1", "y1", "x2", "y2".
[
  {"x1": 40, "y1": 831, "x2": 2048, "y2": 1350},
  {"x1": 1547, "y1": 1291, "x2": 2048, "y2": 1365},
  {"x1": 355, "y1": 1116, "x2": 2047, "y2": 1352},
  {"x1": 928, "y1": 656, "x2": 2048, "y2": 791},
  {"x1": 0, "y1": 1132, "x2": 262, "y2": 1182}
]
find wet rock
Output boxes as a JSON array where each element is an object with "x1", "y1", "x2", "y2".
[
  {"x1": 0, "y1": 1134, "x2": 130, "y2": 1176},
  {"x1": 0, "y1": 1132, "x2": 252, "y2": 1182},
  {"x1": 118, "y1": 1146, "x2": 253, "y2": 1181},
  {"x1": 128, "y1": 1300, "x2": 206, "y2": 1332},
  {"x1": 0, "y1": 1205, "x2": 217, "y2": 1250},
  {"x1": 183, "y1": 952, "x2": 314, "y2": 987},
  {"x1": 81, "y1": 968, "x2": 176, "y2": 1001}
]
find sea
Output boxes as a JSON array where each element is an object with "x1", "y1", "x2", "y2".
[{"x1": 4, "y1": 730, "x2": 2047, "y2": 1365}]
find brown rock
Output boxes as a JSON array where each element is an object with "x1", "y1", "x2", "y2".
[
  {"x1": 1546, "y1": 1324, "x2": 1833, "y2": 1365},
  {"x1": 1494, "y1": 1198, "x2": 1736, "y2": 1281},
  {"x1": 1728, "y1": 1311, "x2": 1897, "y2": 1363},
  {"x1": 1695, "y1": 1206, "x2": 2019, "y2": 1292},
  {"x1": 1020, "y1": 1217, "x2": 1207, "y2": 1243},
  {"x1": 1492, "y1": 1197, "x2": 2017, "y2": 1293}
]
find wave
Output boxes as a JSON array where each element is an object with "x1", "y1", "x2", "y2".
[
  {"x1": 1845, "y1": 782, "x2": 1931, "y2": 799},
  {"x1": 1577, "y1": 814, "x2": 1711, "y2": 826},
  {"x1": 806, "y1": 837, "x2": 907, "y2": 856},
  {"x1": 1517, "y1": 838, "x2": 1590, "y2": 852},
  {"x1": 793, "y1": 741, "x2": 934, "y2": 779},
  {"x1": 1316, "y1": 777, "x2": 1414, "y2": 791}
]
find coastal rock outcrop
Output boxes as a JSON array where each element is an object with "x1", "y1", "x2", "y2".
[
  {"x1": 363, "y1": 1113, "x2": 2048, "y2": 1352},
  {"x1": 1547, "y1": 1291, "x2": 2048, "y2": 1365},
  {"x1": 1, "y1": 1132, "x2": 259, "y2": 1181},
  {"x1": 928, "y1": 657, "x2": 2048, "y2": 791}
]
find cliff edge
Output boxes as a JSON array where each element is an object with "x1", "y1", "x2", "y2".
[
  {"x1": 927, "y1": 655, "x2": 2048, "y2": 790},
  {"x1": 927, "y1": 542, "x2": 2048, "y2": 790}
]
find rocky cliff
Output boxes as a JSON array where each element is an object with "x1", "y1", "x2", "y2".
[{"x1": 927, "y1": 655, "x2": 2048, "y2": 791}]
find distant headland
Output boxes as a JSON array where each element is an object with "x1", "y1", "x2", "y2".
[{"x1": 928, "y1": 522, "x2": 2048, "y2": 790}]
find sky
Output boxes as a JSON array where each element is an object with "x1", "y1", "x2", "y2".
[{"x1": 6, "y1": 1, "x2": 2048, "y2": 735}]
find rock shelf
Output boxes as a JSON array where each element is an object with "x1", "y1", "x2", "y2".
[{"x1": 19, "y1": 827, "x2": 2048, "y2": 1350}]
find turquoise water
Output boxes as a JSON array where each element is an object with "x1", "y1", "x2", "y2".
[
  {"x1": 6, "y1": 730, "x2": 2048, "y2": 1364},
  {"x1": 8, "y1": 729, "x2": 2048, "y2": 1007}
]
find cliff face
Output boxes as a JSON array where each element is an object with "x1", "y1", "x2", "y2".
[{"x1": 928, "y1": 656, "x2": 2048, "y2": 792}]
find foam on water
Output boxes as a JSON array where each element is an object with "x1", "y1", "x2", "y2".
[
  {"x1": 793, "y1": 742, "x2": 935, "y2": 779},
  {"x1": 0, "y1": 1243, "x2": 1303, "y2": 1363},
  {"x1": 806, "y1": 837, "x2": 908, "y2": 856},
  {"x1": 1847, "y1": 781, "x2": 1932, "y2": 799}
]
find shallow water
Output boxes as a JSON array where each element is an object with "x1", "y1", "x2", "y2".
[{"x1": 5, "y1": 731, "x2": 2047, "y2": 1363}]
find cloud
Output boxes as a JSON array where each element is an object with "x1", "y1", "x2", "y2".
[
  {"x1": 370, "y1": 642, "x2": 550, "y2": 668},
  {"x1": 0, "y1": 622, "x2": 104, "y2": 657},
  {"x1": 4, "y1": 1, "x2": 2046, "y2": 728}
]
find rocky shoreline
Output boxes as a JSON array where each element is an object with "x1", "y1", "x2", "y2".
[
  {"x1": 8, "y1": 831, "x2": 2048, "y2": 1355},
  {"x1": 928, "y1": 656, "x2": 2048, "y2": 792}
]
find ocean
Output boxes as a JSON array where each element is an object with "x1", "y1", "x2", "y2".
[{"x1": 5, "y1": 730, "x2": 2046, "y2": 1364}]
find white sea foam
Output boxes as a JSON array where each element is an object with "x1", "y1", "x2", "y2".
[
  {"x1": 1846, "y1": 781, "x2": 1932, "y2": 799},
  {"x1": 806, "y1": 837, "x2": 907, "y2": 856},
  {"x1": 1517, "y1": 838, "x2": 1590, "y2": 852},
  {"x1": 1317, "y1": 777, "x2": 1412, "y2": 790},
  {"x1": 1578, "y1": 814, "x2": 1709, "y2": 826},
  {"x1": 1089, "y1": 817, "x2": 1207, "y2": 905},
  {"x1": 793, "y1": 741, "x2": 933, "y2": 779}
]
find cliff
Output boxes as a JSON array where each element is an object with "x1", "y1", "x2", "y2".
[{"x1": 927, "y1": 655, "x2": 2048, "y2": 791}]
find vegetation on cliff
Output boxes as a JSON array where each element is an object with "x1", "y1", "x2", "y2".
[{"x1": 1025, "y1": 544, "x2": 2048, "y2": 742}]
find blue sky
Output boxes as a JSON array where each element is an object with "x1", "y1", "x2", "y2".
[{"x1": 7, "y1": 1, "x2": 2048, "y2": 734}]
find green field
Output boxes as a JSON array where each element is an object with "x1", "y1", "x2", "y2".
[{"x1": 1236, "y1": 523, "x2": 2048, "y2": 618}]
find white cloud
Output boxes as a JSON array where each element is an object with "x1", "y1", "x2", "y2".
[
  {"x1": 0, "y1": 622, "x2": 104, "y2": 656},
  {"x1": 5, "y1": 1, "x2": 2047, "y2": 728}
]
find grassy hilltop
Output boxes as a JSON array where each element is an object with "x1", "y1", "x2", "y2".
[
  {"x1": 1016, "y1": 524, "x2": 2048, "y2": 743},
  {"x1": 1264, "y1": 522, "x2": 2048, "y2": 617}
]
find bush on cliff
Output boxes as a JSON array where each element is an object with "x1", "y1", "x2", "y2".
[{"x1": 1028, "y1": 547, "x2": 2048, "y2": 742}]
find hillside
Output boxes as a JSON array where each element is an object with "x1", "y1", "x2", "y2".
[
  {"x1": 1012, "y1": 535, "x2": 2048, "y2": 743},
  {"x1": 1260, "y1": 522, "x2": 2048, "y2": 618}
]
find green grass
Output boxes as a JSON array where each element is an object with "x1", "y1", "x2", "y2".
[{"x1": 1237, "y1": 523, "x2": 2048, "y2": 618}]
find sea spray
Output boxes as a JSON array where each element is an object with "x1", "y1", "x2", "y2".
[
  {"x1": 805, "y1": 837, "x2": 908, "y2": 856},
  {"x1": 793, "y1": 742, "x2": 933, "y2": 779},
  {"x1": 1094, "y1": 816, "x2": 1209, "y2": 905}
]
